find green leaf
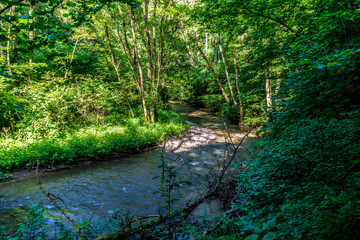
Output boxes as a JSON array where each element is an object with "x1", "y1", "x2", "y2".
[
  {"x1": 262, "y1": 232, "x2": 277, "y2": 240},
  {"x1": 245, "y1": 234, "x2": 260, "y2": 240},
  {"x1": 75, "y1": 219, "x2": 90, "y2": 230}
]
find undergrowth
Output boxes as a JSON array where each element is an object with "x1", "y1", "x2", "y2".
[{"x1": 0, "y1": 109, "x2": 186, "y2": 174}]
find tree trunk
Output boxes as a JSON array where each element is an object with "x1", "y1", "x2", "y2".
[
  {"x1": 130, "y1": 6, "x2": 149, "y2": 122},
  {"x1": 0, "y1": 4, "x2": 2, "y2": 59},
  {"x1": 105, "y1": 24, "x2": 134, "y2": 117},
  {"x1": 150, "y1": 0, "x2": 158, "y2": 123},
  {"x1": 144, "y1": 0, "x2": 152, "y2": 81},
  {"x1": 216, "y1": 33, "x2": 221, "y2": 63},
  {"x1": 205, "y1": 23, "x2": 208, "y2": 51},
  {"x1": 181, "y1": 27, "x2": 196, "y2": 66},
  {"x1": 234, "y1": 56, "x2": 244, "y2": 124},
  {"x1": 213, "y1": 34, "x2": 217, "y2": 62},
  {"x1": 29, "y1": 0, "x2": 35, "y2": 81},
  {"x1": 217, "y1": 33, "x2": 237, "y2": 105},
  {"x1": 157, "y1": 16, "x2": 165, "y2": 97},
  {"x1": 195, "y1": 30, "x2": 200, "y2": 62},
  {"x1": 180, "y1": 19, "x2": 229, "y2": 103},
  {"x1": 115, "y1": 4, "x2": 141, "y2": 92},
  {"x1": 265, "y1": 61, "x2": 272, "y2": 121},
  {"x1": 144, "y1": 0, "x2": 157, "y2": 123},
  {"x1": 64, "y1": 37, "x2": 80, "y2": 80},
  {"x1": 7, "y1": 7, "x2": 12, "y2": 74}
]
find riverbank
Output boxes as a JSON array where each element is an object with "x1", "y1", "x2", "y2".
[
  {"x1": 0, "y1": 109, "x2": 187, "y2": 181},
  {"x1": 0, "y1": 102, "x2": 259, "y2": 239}
]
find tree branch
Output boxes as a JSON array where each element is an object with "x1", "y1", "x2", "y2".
[
  {"x1": 0, "y1": 0, "x2": 24, "y2": 15},
  {"x1": 239, "y1": 2, "x2": 303, "y2": 38}
]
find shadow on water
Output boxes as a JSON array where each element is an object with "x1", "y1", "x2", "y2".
[{"x1": 0, "y1": 102, "x2": 257, "y2": 233}]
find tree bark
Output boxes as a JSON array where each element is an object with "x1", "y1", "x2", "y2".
[
  {"x1": 217, "y1": 33, "x2": 237, "y2": 105},
  {"x1": 144, "y1": 0, "x2": 152, "y2": 81},
  {"x1": 205, "y1": 23, "x2": 208, "y2": 51},
  {"x1": 28, "y1": 0, "x2": 35, "y2": 81},
  {"x1": 216, "y1": 33, "x2": 221, "y2": 63},
  {"x1": 7, "y1": 7, "x2": 12, "y2": 74},
  {"x1": 130, "y1": 6, "x2": 149, "y2": 122},
  {"x1": 64, "y1": 37, "x2": 80, "y2": 80},
  {"x1": 115, "y1": 4, "x2": 140, "y2": 92},
  {"x1": 150, "y1": 0, "x2": 158, "y2": 123},
  {"x1": 195, "y1": 30, "x2": 200, "y2": 62},
  {"x1": 213, "y1": 34, "x2": 217, "y2": 62},
  {"x1": 144, "y1": 0, "x2": 157, "y2": 123},
  {"x1": 105, "y1": 23, "x2": 135, "y2": 117},
  {"x1": 233, "y1": 56, "x2": 244, "y2": 124},
  {"x1": 0, "y1": 8, "x2": 3, "y2": 58},
  {"x1": 180, "y1": 19, "x2": 230, "y2": 103},
  {"x1": 265, "y1": 61, "x2": 272, "y2": 121}
]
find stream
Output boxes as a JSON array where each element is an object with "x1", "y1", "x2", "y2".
[{"x1": 0, "y1": 102, "x2": 256, "y2": 232}]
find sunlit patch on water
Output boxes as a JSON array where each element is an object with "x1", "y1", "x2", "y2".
[{"x1": 0, "y1": 103, "x2": 256, "y2": 232}]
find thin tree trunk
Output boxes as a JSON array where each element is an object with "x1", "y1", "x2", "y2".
[
  {"x1": 144, "y1": 0, "x2": 157, "y2": 123},
  {"x1": 7, "y1": 7, "x2": 12, "y2": 74},
  {"x1": 275, "y1": 32, "x2": 283, "y2": 110},
  {"x1": 0, "y1": 4, "x2": 2, "y2": 59},
  {"x1": 11, "y1": 6, "x2": 17, "y2": 61},
  {"x1": 217, "y1": 33, "x2": 237, "y2": 105},
  {"x1": 213, "y1": 34, "x2": 217, "y2": 62},
  {"x1": 196, "y1": 30, "x2": 200, "y2": 62},
  {"x1": 64, "y1": 37, "x2": 80, "y2": 80},
  {"x1": 157, "y1": 16, "x2": 165, "y2": 94},
  {"x1": 180, "y1": 19, "x2": 229, "y2": 103},
  {"x1": 181, "y1": 27, "x2": 197, "y2": 66},
  {"x1": 234, "y1": 56, "x2": 244, "y2": 124},
  {"x1": 0, "y1": 12, "x2": 3, "y2": 58},
  {"x1": 105, "y1": 24, "x2": 134, "y2": 117},
  {"x1": 144, "y1": 0, "x2": 152, "y2": 81},
  {"x1": 13, "y1": 36, "x2": 18, "y2": 61},
  {"x1": 215, "y1": 33, "x2": 221, "y2": 64},
  {"x1": 28, "y1": 0, "x2": 35, "y2": 81},
  {"x1": 152, "y1": 0, "x2": 158, "y2": 86},
  {"x1": 150, "y1": 0, "x2": 158, "y2": 123},
  {"x1": 0, "y1": 41, "x2": 2, "y2": 59},
  {"x1": 117, "y1": 28, "x2": 141, "y2": 90},
  {"x1": 115, "y1": 4, "x2": 141, "y2": 92},
  {"x1": 105, "y1": 25, "x2": 116, "y2": 64},
  {"x1": 130, "y1": 6, "x2": 149, "y2": 122},
  {"x1": 116, "y1": 4, "x2": 133, "y2": 60},
  {"x1": 265, "y1": 61, "x2": 272, "y2": 121},
  {"x1": 275, "y1": 70, "x2": 281, "y2": 96},
  {"x1": 205, "y1": 23, "x2": 208, "y2": 51}
]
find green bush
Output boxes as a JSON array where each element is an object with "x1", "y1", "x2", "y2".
[
  {"x1": 0, "y1": 113, "x2": 186, "y2": 173},
  {"x1": 224, "y1": 115, "x2": 360, "y2": 239},
  {"x1": 198, "y1": 94, "x2": 225, "y2": 112}
]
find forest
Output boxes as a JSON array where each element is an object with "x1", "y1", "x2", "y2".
[{"x1": 0, "y1": 0, "x2": 359, "y2": 239}]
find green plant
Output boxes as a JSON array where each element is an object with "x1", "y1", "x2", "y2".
[{"x1": 11, "y1": 204, "x2": 49, "y2": 240}]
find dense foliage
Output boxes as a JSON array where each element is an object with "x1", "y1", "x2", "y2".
[
  {"x1": 192, "y1": 0, "x2": 360, "y2": 239},
  {"x1": 0, "y1": 0, "x2": 359, "y2": 239}
]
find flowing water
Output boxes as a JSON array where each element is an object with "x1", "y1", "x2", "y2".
[{"x1": 0, "y1": 103, "x2": 255, "y2": 232}]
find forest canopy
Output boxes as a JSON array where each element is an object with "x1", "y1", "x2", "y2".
[{"x1": 0, "y1": 0, "x2": 359, "y2": 239}]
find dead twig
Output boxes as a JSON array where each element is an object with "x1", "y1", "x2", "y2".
[{"x1": 36, "y1": 162, "x2": 84, "y2": 240}]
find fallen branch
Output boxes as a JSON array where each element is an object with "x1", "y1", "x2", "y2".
[
  {"x1": 36, "y1": 162, "x2": 84, "y2": 240},
  {"x1": 95, "y1": 125, "x2": 253, "y2": 239}
]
